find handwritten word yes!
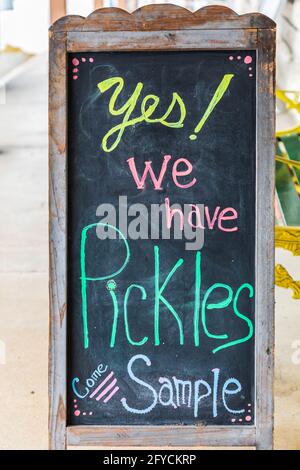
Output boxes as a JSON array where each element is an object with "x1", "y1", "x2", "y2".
[{"x1": 97, "y1": 74, "x2": 234, "y2": 152}]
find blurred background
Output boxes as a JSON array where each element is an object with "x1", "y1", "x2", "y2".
[{"x1": 0, "y1": 0, "x2": 299, "y2": 450}]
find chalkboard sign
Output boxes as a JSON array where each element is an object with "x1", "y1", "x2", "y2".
[{"x1": 49, "y1": 5, "x2": 276, "y2": 449}]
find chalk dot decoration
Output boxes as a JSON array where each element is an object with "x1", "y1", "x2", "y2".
[
  {"x1": 244, "y1": 55, "x2": 253, "y2": 65},
  {"x1": 72, "y1": 397, "x2": 93, "y2": 418},
  {"x1": 71, "y1": 56, "x2": 95, "y2": 80},
  {"x1": 73, "y1": 397, "x2": 80, "y2": 415},
  {"x1": 106, "y1": 279, "x2": 117, "y2": 291},
  {"x1": 226, "y1": 54, "x2": 254, "y2": 81},
  {"x1": 74, "y1": 408, "x2": 93, "y2": 417},
  {"x1": 231, "y1": 415, "x2": 252, "y2": 423},
  {"x1": 230, "y1": 401, "x2": 252, "y2": 423}
]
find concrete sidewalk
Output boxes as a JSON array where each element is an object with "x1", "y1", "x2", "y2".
[
  {"x1": 0, "y1": 54, "x2": 48, "y2": 449},
  {"x1": 0, "y1": 54, "x2": 299, "y2": 450}
]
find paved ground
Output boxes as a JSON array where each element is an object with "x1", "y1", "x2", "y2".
[
  {"x1": 0, "y1": 55, "x2": 299, "y2": 450},
  {"x1": 0, "y1": 55, "x2": 48, "y2": 449}
]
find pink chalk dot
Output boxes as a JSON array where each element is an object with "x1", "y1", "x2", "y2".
[
  {"x1": 82, "y1": 57, "x2": 86, "y2": 62},
  {"x1": 237, "y1": 56, "x2": 241, "y2": 60},
  {"x1": 229, "y1": 56, "x2": 234, "y2": 61},
  {"x1": 73, "y1": 68, "x2": 78, "y2": 73},
  {"x1": 245, "y1": 415, "x2": 252, "y2": 422},
  {"x1": 244, "y1": 55, "x2": 252, "y2": 65},
  {"x1": 73, "y1": 399, "x2": 77, "y2": 403},
  {"x1": 73, "y1": 75, "x2": 78, "y2": 80},
  {"x1": 89, "y1": 58, "x2": 94, "y2": 63},
  {"x1": 231, "y1": 418, "x2": 236, "y2": 422},
  {"x1": 72, "y1": 58, "x2": 79, "y2": 66},
  {"x1": 249, "y1": 74, "x2": 253, "y2": 78},
  {"x1": 249, "y1": 67, "x2": 252, "y2": 71},
  {"x1": 239, "y1": 418, "x2": 242, "y2": 422},
  {"x1": 74, "y1": 404, "x2": 78, "y2": 409},
  {"x1": 74, "y1": 410, "x2": 80, "y2": 417}
]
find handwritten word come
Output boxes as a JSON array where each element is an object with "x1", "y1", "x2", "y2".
[
  {"x1": 97, "y1": 74, "x2": 234, "y2": 152},
  {"x1": 72, "y1": 363, "x2": 108, "y2": 398}
]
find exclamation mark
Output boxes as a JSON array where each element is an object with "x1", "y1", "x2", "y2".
[{"x1": 189, "y1": 74, "x2": 234, "y2": 141}]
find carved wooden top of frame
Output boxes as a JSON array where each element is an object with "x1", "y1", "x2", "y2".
[{"x1": 49, "y1": 5, "x2": 275, "y2": 33}]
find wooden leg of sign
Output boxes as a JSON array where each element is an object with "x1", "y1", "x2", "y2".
[
  {"x1": 50, "y1": 0, "x2": 66, "y2": 23},
  {"x1": 49, "y1": 30, "x2": 68, "y2": 450},
  {"x1": 255, "y1": 27, "x2": 276, "y2": 451}
]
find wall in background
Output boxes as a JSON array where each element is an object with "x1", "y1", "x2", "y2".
[
  {"x1": 67, "y1": 0, "x2": 94, "y2": 16},
  {"x1": 0, "y1": 0, "x2": 270, "y2": 54},
  {"x1": 1, "y1": 0, "x2": 49, "y2": 53},
  {"x1": 0, "y1": 0, "x2": 299, "y2": 77}
]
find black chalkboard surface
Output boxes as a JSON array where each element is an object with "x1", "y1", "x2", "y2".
[{"x1": 67, "y1": 50, "x2": 256, "y2": 427}]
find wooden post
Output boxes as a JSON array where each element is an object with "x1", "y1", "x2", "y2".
[
  {"x1": 50, "y1": 0, "x2": 66, "y2": 23},
  {"x1": 117, "y1": 1, "x2": 127, "y2": 9},
  {"x1": 255, "y1": 27, "x2": 276, "y2": 450},
  {"x1": 94, "y1": 0, "x2": 104, "y2": 10},
  {"x1": 49, "y1": 29, "x2": 68, "y2": 451}
]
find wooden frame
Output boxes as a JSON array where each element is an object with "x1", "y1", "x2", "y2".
[{"x1": 49, "y1": 5, "x2": 276, "y2": 450}]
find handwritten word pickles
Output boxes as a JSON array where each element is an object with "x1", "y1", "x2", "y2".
[
  {"x1": 80, "y1": 226, "x2": 254, "y2": 352},
  {"x1": 97, "y1": 74, "x2": 234, "y2": 152}
]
